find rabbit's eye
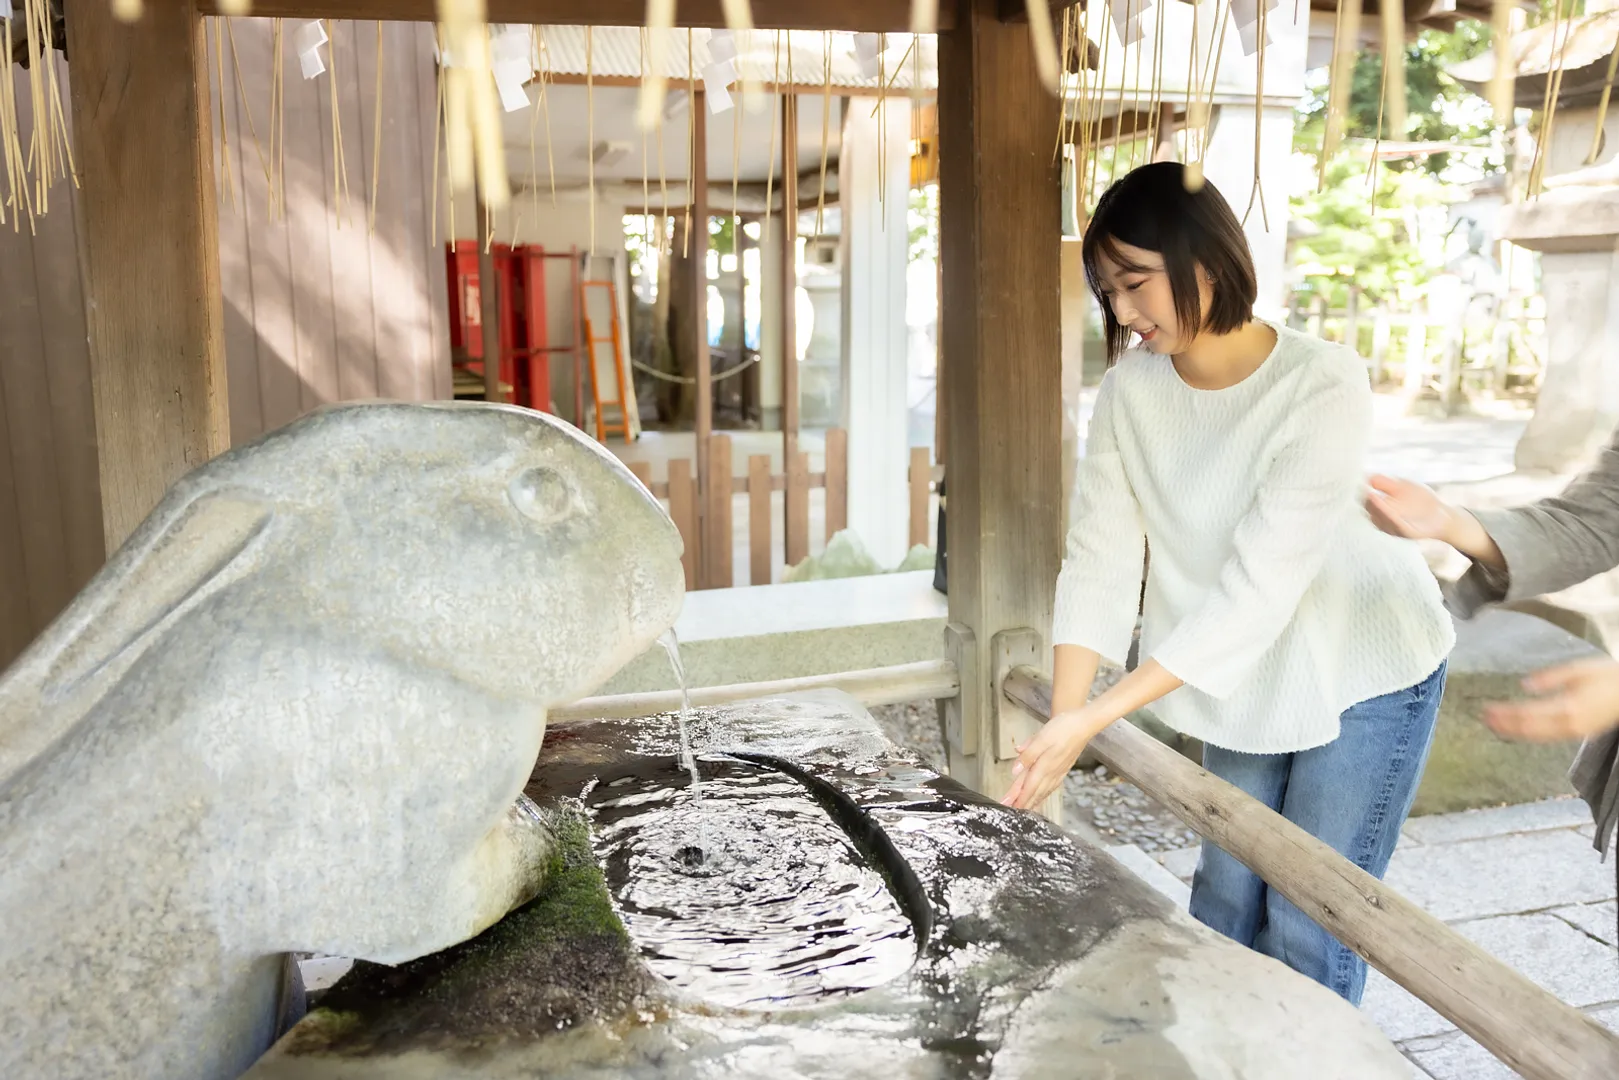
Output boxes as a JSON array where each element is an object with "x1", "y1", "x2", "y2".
[{"x1": 509, "y1": 466, "x2": 575, "y2": 525}]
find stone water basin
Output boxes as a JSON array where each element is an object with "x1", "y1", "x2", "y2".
[{"x1": 245, "y1": 691, "x2": 1410, "y2": 1079}]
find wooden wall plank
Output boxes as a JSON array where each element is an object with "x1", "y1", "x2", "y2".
[
  {"x1": 785, "y1": 450, "x2": 810, "y2": 568},
  {"x1": 32, "y1": 141, "x2": 104, "y2": 597},
  {"x1": 213, "y1": 19, "x2": 269, "y2": 445},
  {"x1": 295, "y1": 26, "x2": 343, "y2": 412},
  {"x1": 333, "y1": 19, "x2": 382, "y2": 402},
  {"x1": 824, "y1": 426, "x2": 847, "y2": 541},
  {"x1": 0, "y1": 363, "x2": 34, "y2": 668},
  {"x1": 937, "y1": 0, "x2": 1063, "y2": 797},
  {"x1": 67, "y1": 0, "x2": 231, "y2": 552},
  {"x1": 748, "y1": 453, "x2": 772, "y2": 586},
  {"x1": 231, "y1": 21, "x2": 304, "y2": 436},
  {"x1": 198, "y1": 1, "x2": 951, "y2": 33}
]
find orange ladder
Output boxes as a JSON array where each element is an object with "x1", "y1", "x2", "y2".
[{"x1": 578, "y1": 275, "x2": 635, "y2": 443}]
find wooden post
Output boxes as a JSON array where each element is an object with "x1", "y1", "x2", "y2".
[
  {"x1": 669, "y1": 458, "x2": 698, "y2": 590},
  {"x1": 909, "y1": 446, "x2": 930, "y2": 549},
  {"x1": 476, "y1": 196, "x2": 502, "y2": 403},
  {"x1": 1371, "y1": 306, "x2": 1391, "y2": 385},
  {"x1": 785, "y1": 450, "x2": 810, "y2": 567},
  {"x1": 692, "y1": 89, "x2": 714, "y2": 586},
  {"x1": 938, "y1": 0, "x2": 1063, "y2": 797},
  {"x1": 779, "y1": 92, "x2": 802, "y2": 547},
  {"x1": 825, "y1": 426, "x2": 848, "y2": 540},
  {"x1": 1344, "y1": 285, "x2": 1361, "y2": 354},
  {"x1": 705, "y1": 432, "x2": 733, "y2": 587},
  {"x1": 748, "y1": 453, "x2": 772, "y2": 585},
  {"x1": 66, "y1": 0, "x2": 229, "y2": 552}
]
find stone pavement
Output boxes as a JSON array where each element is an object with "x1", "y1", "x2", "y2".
[{"x1": 1110, "y1": 796, "x2": 1618, "y2": 1079}]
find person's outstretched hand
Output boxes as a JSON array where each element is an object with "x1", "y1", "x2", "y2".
[
  {"x1": 1000, "y1": 710, "x2": 1102, "y2": 811},
  {"x1": 1484, "y1": 658, "x2": 1619, "y2": 742},
  {"x1": 1365, "y1": 474, "x2": 1455, "y2": 542}
]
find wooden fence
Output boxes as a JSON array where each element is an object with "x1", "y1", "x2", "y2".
[
  {"x1": 1287, "y1": 290, "x2": 1546, "y2": 410},
  {"x1": 627, "y1": 434, "x2": 940, "y2": 590}
]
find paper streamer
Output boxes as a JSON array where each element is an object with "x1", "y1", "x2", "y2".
[
  {"x1": 708, "y1": 28, "x2": 738, "y2": 64},
  {"x1": 1111, "y1": 0, "x2": 1151, "y2": 47},
  {"x1": 489, "y1": 25, "x2": 532, "y2": 112},
  {"x1": 704, "y1": 58, "x2": 737, "y2": 112},
  {"x1": 1237, "y1": 19, "x2": 1274, "y2": 57},
  {"x1": 854, "y1": 33, "x2": 884, "y2": 79},
  {"x1": 295, "y1": 19, "x2": 328, "y2": 80}
]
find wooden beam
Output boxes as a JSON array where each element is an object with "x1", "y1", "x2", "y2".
[
  {"x1": 998, "y1": 0, "x2": 1084, "y2": 22},
  {"x1": 1002, "y1": 666, "x2": 1619, "y2": 1080},
  {"x1": 540, "y1": 73, "x2": 937, "y2": 99},
  {"x1": 197, "y1": 0, "x2": 952, "y2": 32},
  {"x1": 552, "y1": 659, "x2": 961, "y2": 722},
  {"x1": 692, "y1": 88, "x2": 714, "y2": 587},
  {"x1": 937, "y1": 0, "x2": 1062, "y2": 797},
  {"x1": 67, "y1": 0, "x2": 229, "y2": 553},
  {"x1": 780, "y1": 91, "x2": 802, "y2": 547}
]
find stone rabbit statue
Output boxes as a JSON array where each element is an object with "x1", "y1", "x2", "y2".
[{"x1": 0, "y1": 402, "x2": 685, "y2": 1080}]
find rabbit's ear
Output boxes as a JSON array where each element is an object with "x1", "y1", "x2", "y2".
[{"x1": 38, "y1": 485, "x2": 272, "y2": 703}]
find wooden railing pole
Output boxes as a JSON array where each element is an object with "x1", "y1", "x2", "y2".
[{"x1": 1001, "y1": 665, "x2": 1619, "y2": 1080}]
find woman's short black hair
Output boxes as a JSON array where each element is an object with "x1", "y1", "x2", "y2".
[{"x1": 1081, "y1": 162, "x2": 1258, "y2": 364}]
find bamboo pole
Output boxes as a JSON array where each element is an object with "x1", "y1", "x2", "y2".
[
  {"x1": 551, "y1": 659, "x2": 960, "y2": 721},
  {"x1": 1000, "y1": 665, "x2": 1619, "y2": 1080}
]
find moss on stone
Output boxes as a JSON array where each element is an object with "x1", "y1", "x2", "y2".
[{"x1": 286, "y1": 808, "x2": 661, "y2": 1059}]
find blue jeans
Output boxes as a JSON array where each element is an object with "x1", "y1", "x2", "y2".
[{"x1": 1188, "y1": 661, "x2": 1448, "y2": 1006}]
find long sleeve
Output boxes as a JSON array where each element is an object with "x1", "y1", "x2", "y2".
[
  {"x1": 1151, "y1": 374, "x2": 1371, "y2": 699},
  {"x1": 1051, "y1": 371, "x2": 1147, "y2": 666},
  {"x1": 1450, "y1": 430, "x2": 1619, "y2": 618}
]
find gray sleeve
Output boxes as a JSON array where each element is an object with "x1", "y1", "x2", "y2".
[{"x1": 1448, "y1": 432, "x2": 1619, "y2": 617}]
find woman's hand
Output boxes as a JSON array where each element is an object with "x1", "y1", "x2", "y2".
[
  {"x1": 1000, "y1": 708, "x2": 1106, "y2": 811},
  {"x1": 1483, "y1": 658, "x2": 1619, "y2": 742}
]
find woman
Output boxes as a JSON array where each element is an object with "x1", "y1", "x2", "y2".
[
  {"x1": 1001, "y1": 162, "x2": 1454, "y2": 1006},
  {"x1": 1364, "y1": 448, "x2": 1619, "y2": 861}
]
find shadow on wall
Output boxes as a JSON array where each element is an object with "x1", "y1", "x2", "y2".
[{"x1": 216, "y1": 17, "x2": 451, "y2": 446}]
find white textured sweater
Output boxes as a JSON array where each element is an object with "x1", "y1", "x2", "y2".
[{"x1": 1053, "y1": 324, "x2": 1455, "y2": 753}]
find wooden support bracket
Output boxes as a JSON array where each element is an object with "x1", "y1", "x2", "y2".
[
  {"x1": 992, "y1": 628, "x2": 1060, "y2": 824},
  {"x1": 940, "y1": 623, "x2": 980, "y2": 759}
]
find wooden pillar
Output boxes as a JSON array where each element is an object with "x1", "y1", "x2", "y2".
[
  {"x1": 67, "y1": 1, "x2": 228, "y2": 553},
  {"x1": 476, "y1": 196, "x2": 502, "y2": 403},
  {"x1": 780, "y1": 92, "x2": 802, "y2": 547},
  {"x1": 691, "y1": 89, "x2": 714, "y2": 586},
  {"x1": 938, "y1": 0, "x2": 1063, "y2": 800}
]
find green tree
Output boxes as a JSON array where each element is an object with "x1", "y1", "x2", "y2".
[{"x1": 1294, "y1": 25, "x2": 1495, "y2": 174}]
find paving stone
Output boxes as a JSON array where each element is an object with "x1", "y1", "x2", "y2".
[
  {"x1": 1384, "y1": 829, "x2": 1616, "y2": 921},
  {"x1": 1403, "y1": 1031, "x2": 1519, "y2": 1080},
  {"x1": 1454, "y1": 913, "x2": 1619, "y2": 1007},
  {"x1": 1155, "y1": 843, "x2": 1200, "y2": 884},
  {"x1": 1400, "y1": 1053, "x2": 1435, "y2": 1079},
  {"x1": 1364, "y1": 969, "x2": 1455, "y2": 1043},
  {"x1": 1105, "y1": 843, "x2": 1191, "y2": 909},
  {"x1": 1366, "y1": 913, "x2": 1619, "y2": 1047},
  {"x1": 1551, "y1": 901, "x2": 1619, "y2": 947},
  {"x1": 1401, "y1": 798, "x2": 1592, "y2": 846},
  {"x1": 1591, "y1": 1001, "x2": 1619, "y2": 1031}
]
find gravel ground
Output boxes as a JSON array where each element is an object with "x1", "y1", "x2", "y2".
[{"x1": 867, "y1": 699, "x2": 1200, "y2": 855}]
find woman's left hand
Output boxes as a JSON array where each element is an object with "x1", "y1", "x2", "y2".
[
  {"x1": 1483, "y1": 658, "x2": 1619, "y2": 742},
  {"x1": 1000, "y1": 709, "x2": 1105, "y2": 811}
]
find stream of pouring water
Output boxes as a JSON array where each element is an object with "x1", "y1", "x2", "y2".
[{"x1": 658, "y1": 630, "x2": 703, "y2": 802}]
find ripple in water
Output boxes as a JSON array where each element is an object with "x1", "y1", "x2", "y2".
[{"x1": 588, "y1": 757, "x2": 917, "y2": 1010}]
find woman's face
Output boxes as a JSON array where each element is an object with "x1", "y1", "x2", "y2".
[{"x1": 1094, "y1": 241, "x2": 1211, "y2": 355}]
